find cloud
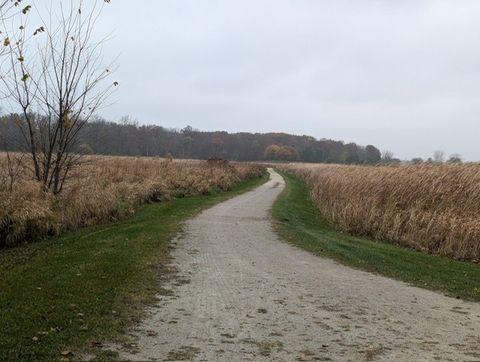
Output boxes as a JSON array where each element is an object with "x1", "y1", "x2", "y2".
[{"x1": 96, "y1": 0, "x2": 480, "y2": 160}]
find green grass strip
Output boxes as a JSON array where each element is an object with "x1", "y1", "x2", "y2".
[
  {"x1": 272, "y1": 170, "x2": 480, "y2": 302},
  {"x1": 0, "y1": 172, "x2": 268, "y2": 361}
]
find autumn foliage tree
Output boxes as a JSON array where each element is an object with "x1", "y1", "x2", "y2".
[{"x1": 264, "y1": 144, "x2": 300, "y2": 161}]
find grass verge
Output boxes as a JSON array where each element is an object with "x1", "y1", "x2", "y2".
[
  {"x1": 272, "y1": 170, "x2": 480, "y2": 302},
  {"x1": 0, "y1": 172, "x2": 268, "y2": 362}
]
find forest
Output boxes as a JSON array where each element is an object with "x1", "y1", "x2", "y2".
[{"x1": 0, "y1": 115, "x2": 382, "y2": 164}]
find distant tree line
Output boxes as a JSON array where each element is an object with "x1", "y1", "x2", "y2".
[
  {"x1": 410, "y1": 150, "x2": 464, "y2": 165},
  {"x1": 0, "y1": 115, "x2": 383, "y2": 164}
]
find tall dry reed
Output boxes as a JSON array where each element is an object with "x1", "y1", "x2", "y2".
[
  {"x1": 0, "y1": 154, "x2": 264, "y2": 247},
  {"x1": 281, "y1": 163, "x2": 480, "y2": 261}
]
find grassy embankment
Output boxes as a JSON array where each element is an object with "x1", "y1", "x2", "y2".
[
  {"x1": 0, "y1": 172, "x2": 268, "y2": 361},
  {"x1": 272, "y1": 170, "x2": 480, "y2": 301}
]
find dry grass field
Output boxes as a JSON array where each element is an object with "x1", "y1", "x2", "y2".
[
  {"x1": 0, "y1": 154, "x2": 263, "y2": 247},
  {"x1": 280, "y1": 163, "x2": 480, "y2": 261}
]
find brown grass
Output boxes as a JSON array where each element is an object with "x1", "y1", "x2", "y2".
[
  {"x1": 0, "y1": 154, "x2": 264, "y2": 247},
  {"x1": 280, "y1": 163, "x2": 480, "y2": 261}
]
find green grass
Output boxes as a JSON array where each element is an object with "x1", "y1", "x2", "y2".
[
  {"x1": 0, "y1": 172, "x2": 268, "y2": 362},
  {"x1": 272, "y1": 170, "x2": 480, "y2": 302}
]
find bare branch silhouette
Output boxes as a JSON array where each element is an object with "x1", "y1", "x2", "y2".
[{"x1": 1, "y1": 0, "x2": 115, "y2": 193}]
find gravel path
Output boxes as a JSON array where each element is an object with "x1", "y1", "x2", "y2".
[{"x1": 119, "y1": 169, "x2": 480, "y2": 361}]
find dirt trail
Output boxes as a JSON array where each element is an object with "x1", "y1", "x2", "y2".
[{"x1": 119, "y1": 169, "x2": 480, "y2": 361}]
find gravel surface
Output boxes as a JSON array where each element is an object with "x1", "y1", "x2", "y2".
[{"x1": 118, "y1": 169, "x2": 480, "y2": 361}]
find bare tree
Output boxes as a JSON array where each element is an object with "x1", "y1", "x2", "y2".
[
  {"x1": 1, "y1": 0, "x2": 116, "y2": 194},
  {"x1": 0, "y1": 149, "x2": 25, "y2": 191},
  {"x1": 381, "y1": 150, "x2": 394, "y2": 164},
  {"x1": 0, "y1": 115, "x2": 25, "y2": 191},
  {"x1": 433, "y1": 150, "x2": 445, "y2": 163}
]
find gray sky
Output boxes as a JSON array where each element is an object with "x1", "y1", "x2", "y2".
[{"x1": 96, "y1": 1, "x2": 480, "y2": 161}]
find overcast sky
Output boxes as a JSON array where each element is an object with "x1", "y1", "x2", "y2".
[{"x1": 95, "y1": 1, "x2": 480, "y2": 161}]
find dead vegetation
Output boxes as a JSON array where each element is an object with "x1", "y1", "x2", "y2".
[
  {"x1": 0, "y1": 154, "x2": 263, "y2": 247},
  {"x1": 280, "y1": 163, "x2": 480, "y2": 261}
]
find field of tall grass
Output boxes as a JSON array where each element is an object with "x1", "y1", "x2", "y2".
[
  {"x1": 0, "y1": 154, "x2": 264, "y2": 247},
  {"x1": 280, "y1": 163, "x2": 480, "y2": 261}
]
